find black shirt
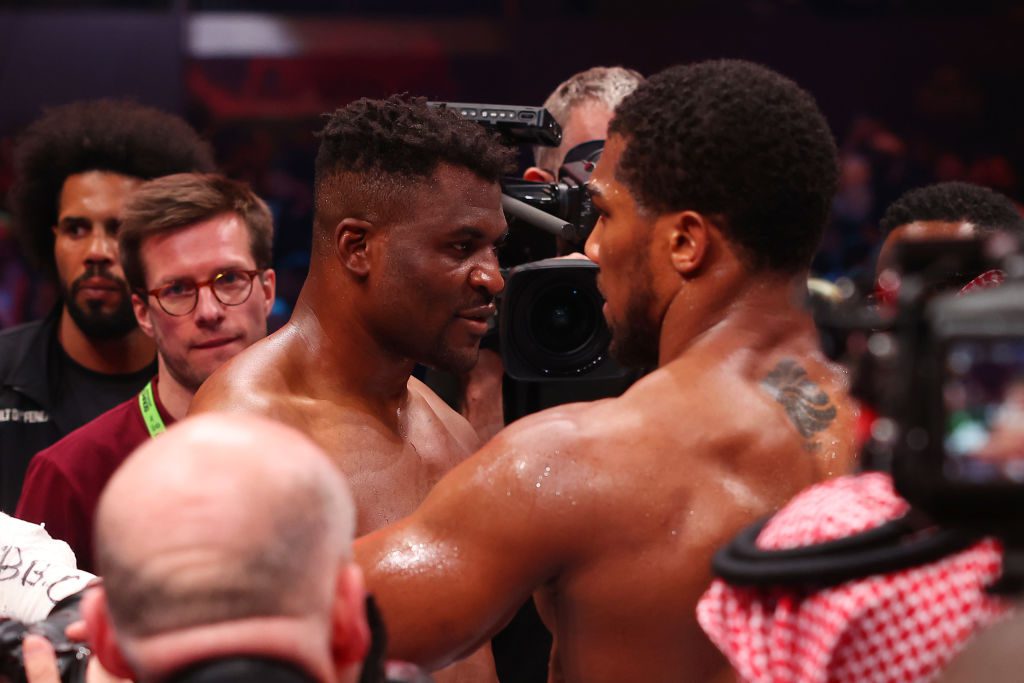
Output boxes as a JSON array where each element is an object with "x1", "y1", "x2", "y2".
[
  {"x1": 56, "y1": 348, "x2": 154, "y2": 433},
  {"x1": 0, "y1": 308, "x2": 155, "y2": 512}
]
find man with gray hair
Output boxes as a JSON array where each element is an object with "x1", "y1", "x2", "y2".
[
  {"x1": 461, "y1": 66, "x2": 644, "y2": 444},
  {"x1": 526, "y1": 66, "x2": 645, "y2": 183},
  {"x1": 79, "y1": 413, "x2": 370, "y2": 683}
]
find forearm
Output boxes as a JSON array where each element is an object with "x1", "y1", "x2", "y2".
[{"x1": 356, "y1": 525, "x2": 525, "y2": 670}]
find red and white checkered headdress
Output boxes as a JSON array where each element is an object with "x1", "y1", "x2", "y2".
[{"x1": 697, "y1": 473, "x2": 1008, "y2": 683}]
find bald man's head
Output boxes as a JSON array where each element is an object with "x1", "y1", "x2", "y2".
[{"x1": 95, "y1": 413, "x2": 356, "y2": 640}]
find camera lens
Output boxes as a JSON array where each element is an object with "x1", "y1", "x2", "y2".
[
  {"x1": 503, "y1": 262, "x2": 616, "y2": 378},
  {"x1": 528, "y1": 284, "x2": 597, "y2": 354}
]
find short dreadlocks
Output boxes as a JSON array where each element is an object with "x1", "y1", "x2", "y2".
[{"x1": 313, "y1": 95, "x2": 513, "y2": 239}]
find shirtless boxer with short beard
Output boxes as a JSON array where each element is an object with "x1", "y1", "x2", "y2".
[
  {"x1": 354, "y1": 61, "x2": 860, "y2": 683},
  {"x1": 191, "y1": 95, "x2": 511, "y2": 683}
]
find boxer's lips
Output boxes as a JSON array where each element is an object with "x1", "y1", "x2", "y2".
[
  {"x1": 455, "y1": 303, "x2": 496, "y2": 335},
  {"x1": 456, "y1": 303, "x2": 496, "y2": 321}
]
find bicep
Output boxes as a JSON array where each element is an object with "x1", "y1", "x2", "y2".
[{"x1": 355, "y1": 434, "x2": 573, "y2": 669}]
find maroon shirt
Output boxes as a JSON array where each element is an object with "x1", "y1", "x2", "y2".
[{"x1": 15, "y1": 380, "x2": 174, "y2": 573}]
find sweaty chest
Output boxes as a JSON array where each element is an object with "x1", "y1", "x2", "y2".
[{"x1": 303, "y1": 408, "x2": 473, "y2": 535}]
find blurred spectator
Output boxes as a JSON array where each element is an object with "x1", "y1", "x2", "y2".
[
  {"x1": 0, "y1": 100, "x2": 215, "y2": 513},
  {"x1": 16, "y1": 173, "x2": 275, "y2": 573},
  {"x1": 875, "y1": 181, "x2": 1024, "y2": 280},
  {"x1": 82, "y1": 413, "x2": 371, "y2": 683},
  {"x1": 460, "y1": 65, "x2": 644, "y2": 445},
  {"x1": 0, "y1": 217, "x2": 31, "y2": 329}
]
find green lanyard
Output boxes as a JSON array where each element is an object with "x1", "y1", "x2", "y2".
[{"x1": 138, "y1": 381, "x2": 166, "y2": 438}]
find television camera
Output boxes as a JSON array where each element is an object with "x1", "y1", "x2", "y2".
[
  {"x1": 714, "y1": 232, "x2": 1024, "y2": 592},
  {"x1": 430, "y1": 102, "x2": 629, "y2": 383}
]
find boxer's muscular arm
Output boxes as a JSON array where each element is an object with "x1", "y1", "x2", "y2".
[{"x1": 355, "y1": 408, "x2": 596, "y2": 670}]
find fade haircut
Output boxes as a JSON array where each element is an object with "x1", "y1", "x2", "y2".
[
  {"x1": 534, "y1": 66, "x2": 644, "y2": 173},
  {"x1": 9, "y1": 99, "x2": 216, "y2": 274},
  {"x1": 118, "y1": 173, "x2": 274, "y2": 292},
  {"x1": 610, "y1": 60, "x2": 839, "y2": 273},
  {"x1": 879, "y1": 182, "x2": 1024, "y2": 237},
  {"x1": 312, "y1": 94, "x2": 513, "y2": 247}
]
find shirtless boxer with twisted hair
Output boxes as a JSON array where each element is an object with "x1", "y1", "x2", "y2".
[
  {"x1": 355, "y1": 60, "x2": 860, "y2": 683},
  {"x1": 190, "y1": 95, "x2": 512, "y2": 683}
]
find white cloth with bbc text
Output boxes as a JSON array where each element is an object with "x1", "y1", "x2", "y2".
[{"x1": 0, "y1": 513, "x2": 94, "y2": 622}]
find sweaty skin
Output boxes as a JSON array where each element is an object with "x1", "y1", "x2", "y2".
[
  {"x1": 191, "y1": 164, "x2": 506, "y2": 683},
  {"x1": 192, "y1": 334, "x2": 480, "y2": 532},
  {"x1": 354, "y1": 136, "x2": 859, "y2": 683}
]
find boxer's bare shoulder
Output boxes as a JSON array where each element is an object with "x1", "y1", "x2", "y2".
[
  {"x1": 358, "y1": 347, "x2": 857, "y2": 681},
  {"x1": 189, "y1": 328, "x2": 303, "y2": 422}
]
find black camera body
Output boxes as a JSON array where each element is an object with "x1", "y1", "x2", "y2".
[
  {"x1": 500, "y1": 259, "x2": 628, "y2": 382},
  {"x1": 890, "y1": 280, "x2": 1024, "y2": 530},
  {"x1": 435, "y1": 101, "x2": 624, "y2": 384},
  {"x1": 499, "y1": 140, "x2": 604, "y2": 246},
  {"x1": 427, "y1": 102, "x2": 561, "y2": 147},
  {"x1": 823, "y1": 235, "x2": 1024, "y2": 534},
  {"x1": 0, "y1": 593, "x2": 88, "y2": 683}
]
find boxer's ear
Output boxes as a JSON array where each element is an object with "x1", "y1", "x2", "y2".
[
  {"x1": 335, "y1": 218, "x2": 375, "y2": 277},
  {"x1": 666, "y1": 210, "x2": 710, "y2": 276},
  {"x1": 82, "y1": 587, "x2": 137, "y2": 680}
]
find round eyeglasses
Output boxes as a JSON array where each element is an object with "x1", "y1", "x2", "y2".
[{"x1": 146, "y1": 269, "x2": 262, "y2": 316}]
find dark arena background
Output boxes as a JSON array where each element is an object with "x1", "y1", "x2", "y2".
[
  {"x1": 1, "y1": 0, "x2": 1023, "y2": 330},
  {"x1": 1, "y1": 4, "x2": 1024, "y2": 681}
]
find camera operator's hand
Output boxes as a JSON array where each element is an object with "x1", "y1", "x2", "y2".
[
  {"x1": 21, "y1": 635, "x2": 63, "y2": 683},
  {"x1": 21, "y1": 631, "x2": 131, "y2": 683}
]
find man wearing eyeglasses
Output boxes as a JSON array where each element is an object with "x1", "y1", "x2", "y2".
[
  {"x1": 1, "y1": 100, "x2": 215, "y2": 513},
  {"x1": 16, "y1": 173, "x2": 275, "y2": 574}
]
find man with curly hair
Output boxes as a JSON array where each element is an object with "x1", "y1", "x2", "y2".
[
  {"x1": 191, "y1": 95, "x2": 510, "y2": 683},
  {"x1": 353, "y1": 61, "x2": 860, "y2": 683},
  {"x1": 0, "y1": 100, "x2": 214, "y2": 512},
  {"x1": 16, "y1": 173, "x2": 276, "y2": 573},
  {"x1": 876, "y1": 181, "x2": 1024, "y2": 281}
]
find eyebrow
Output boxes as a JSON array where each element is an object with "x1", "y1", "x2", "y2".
[
  {"x1": 156, "y1": 264, "x2": 252, "y2": 285},
  {"x1": 586, "y1": 181, "x2": 605, "y2": 200},
  {"x1": 57, "y1": 215, "x2": 90, "y2": 225},
  {"x1": 57, "y1": 215, "x2": 121, "y2": 231},
  {"x1": 449, "y1": 227, "x2": 485, "y2": 238},
  {"x1": 448, "y1": 226, "x2": 509, "y2": 242}
]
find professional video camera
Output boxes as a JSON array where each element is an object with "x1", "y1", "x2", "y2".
[
  {"x1": 0, "y1": 593, "x2": 88, "y2": 683},
  {"x1": 430, "y1": 102, "x2": 629, "y2": 383},
  {"x1": 821, "y1": 233, "x2": 1024, "y2": 535},
  {"x1": 714, "y1": 232, "x2": 1024, "y2": 591}
]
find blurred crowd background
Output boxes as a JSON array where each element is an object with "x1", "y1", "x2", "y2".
[{"x1": 2, "y1": 0, "x2": 1023, "y2": 331}]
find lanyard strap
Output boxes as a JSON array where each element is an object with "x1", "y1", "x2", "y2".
[{"x1": 138, "y1": 381, "x2": 166, "y2": 438}]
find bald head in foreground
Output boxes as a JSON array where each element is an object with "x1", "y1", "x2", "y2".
[
  {"x1": 82, "y1": 414, "x2": 370, "y2": 683},
  {"x1": 355, "y1": 60, "x2": 860, "y2": 683}
]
